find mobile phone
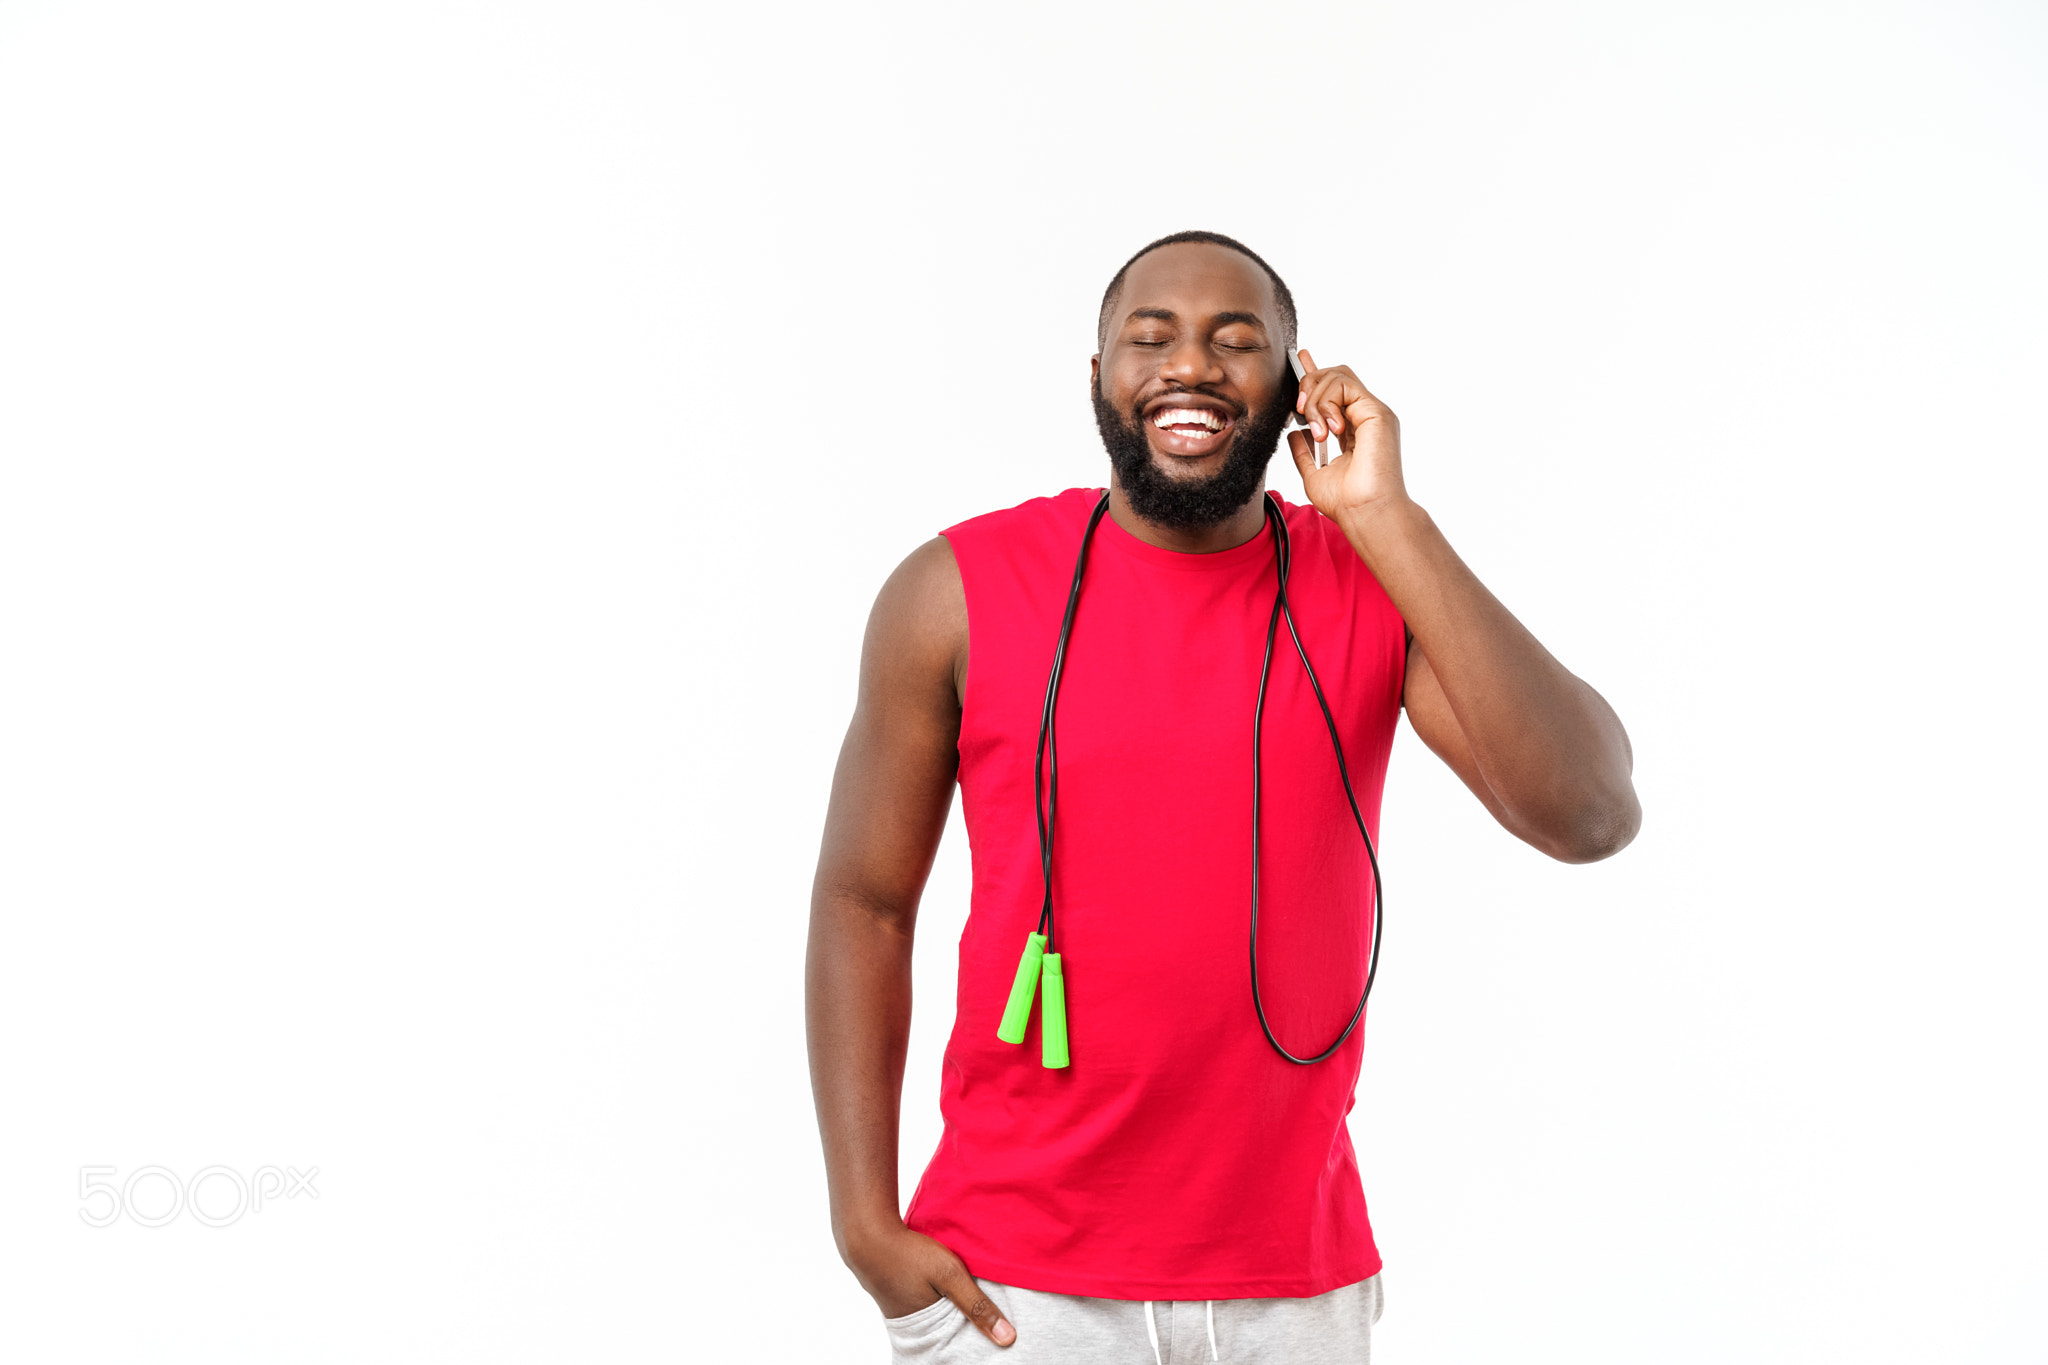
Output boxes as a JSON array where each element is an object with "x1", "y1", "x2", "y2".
[{"x1": 1287, "y1": 346, "x2": 1326, "y2": 464}]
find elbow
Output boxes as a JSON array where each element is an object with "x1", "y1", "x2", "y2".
[{"x1": 1541, "y1": 788, "x2": 1642, "y2": 864}]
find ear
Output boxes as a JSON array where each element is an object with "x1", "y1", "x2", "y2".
[{"x1": 1089, "y1": 353, "x2": 1101, "y2": 393}]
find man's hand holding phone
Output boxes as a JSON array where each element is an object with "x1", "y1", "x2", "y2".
[{"x1": 1286, "y1": 348, "x2": 1410, "y2": 528}]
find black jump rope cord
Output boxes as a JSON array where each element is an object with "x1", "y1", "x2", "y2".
[
  {"x1": 1032, "y1": 493, "x2": 1113, "y2": 954},
  {"x1": 1033, "y1": 491, "x2": 1384, "y2": 1065}
]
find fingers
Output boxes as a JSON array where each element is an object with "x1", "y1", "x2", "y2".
[
  {"x1": 935, "y1": 1260, "x2": 1015, "y2": 1347},
  {"x1": 1293, "y1": 357, "x2": 1368, "y2": 442},
  {"x1": 1308, "y1": 371, "x2": 1360, "y2": 439},
  {"x1": 1297, "y1": 375, "x2": 1341, "y2": 441},
  {"x1": 1294, "y1": 365, "x2": 1390, "y2": 449}
]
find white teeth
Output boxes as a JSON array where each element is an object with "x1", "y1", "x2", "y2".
[{"x1": 1152, "y1": 407, "x2": 1227, "y2": 431}]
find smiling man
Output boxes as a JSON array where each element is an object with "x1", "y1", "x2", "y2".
[{"x1": 807, "y1": 230, "x2": 1640, "y2": 1363}]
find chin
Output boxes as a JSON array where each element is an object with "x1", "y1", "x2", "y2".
[{"x1": 1153, "y1": 455, "x2": 1226, "y2": 482}]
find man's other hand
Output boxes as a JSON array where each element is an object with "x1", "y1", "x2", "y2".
[{"x1": 846, "y1": 1220, "x2": 1017, "y2": 1347}]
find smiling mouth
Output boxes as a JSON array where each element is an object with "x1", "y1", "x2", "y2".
[
  {"x1": 1152, "y1": 407, "x2": 1229, "y2": 433},
  {"x1": 1146, "y1": 403, "x2": 1237, "y2": 457}
]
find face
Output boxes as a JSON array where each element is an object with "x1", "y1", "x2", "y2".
[{"x1": 1091, "y1": 242, "x2": 1294, "y2": 530}]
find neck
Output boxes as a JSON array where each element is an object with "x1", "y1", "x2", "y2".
[{"x1": 1104, "y1": 476, "x2": 1270, "y2": 554}]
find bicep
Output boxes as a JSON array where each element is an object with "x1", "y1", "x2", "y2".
[
  {"x1": 813, "y1": 537, "x2": 968, "y2": 926},
  {"x1": 1402, "y1": 635, "x2": 1512, "y2": 827}
]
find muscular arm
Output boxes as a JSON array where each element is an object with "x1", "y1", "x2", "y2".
[
  {"x1": 1289, "y1": 353, "x2": 1640, "y2": 863},
  {"x1": 1366, "y1": 505, "x2": 1640, "y2": 863},
  {"x1": 805, "y1": 537, "x2": 1018, "y2": 1347}
]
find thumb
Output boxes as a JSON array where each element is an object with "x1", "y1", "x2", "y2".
[
  {"x1": 933, "y1": 1260, "x2": 1016, "y2": 1347},
  {"x1": 1288, "y1": 428, "x2": 1320, "y2": 480}
]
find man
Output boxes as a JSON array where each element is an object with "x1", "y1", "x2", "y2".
[{"x1": 807, "y1": 230, "x2": 1640, "y2": 1362}]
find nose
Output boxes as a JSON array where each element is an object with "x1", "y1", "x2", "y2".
[{"x1": 1158, "y1": 334, "x2": 1224, "y2": 389}]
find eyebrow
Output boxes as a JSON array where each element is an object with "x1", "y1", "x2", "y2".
[{"x1": 1124, "y1": 307, "x2": 1269, "y2": 331}]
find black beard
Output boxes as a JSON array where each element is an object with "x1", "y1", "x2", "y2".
[{"x1": 1092, "y1": 376, "x2": 1292, "y2": 531}]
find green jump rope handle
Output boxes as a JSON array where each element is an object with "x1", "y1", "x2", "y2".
[
  {"x1": 996, "y1": 932, "x2": 1047, "y2": 1044},
  {"x1": 1040, "y1": 953, "x2": 1069, "y2": 1069}
]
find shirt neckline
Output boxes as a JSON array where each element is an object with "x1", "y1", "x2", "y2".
[{"x1": 1086, "y1": 488, "x2": 1281, "y2": 573}]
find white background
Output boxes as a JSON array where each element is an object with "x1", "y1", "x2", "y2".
[{"x1": 2, "y1": 1, "x2": 2043, "y2": 1360}]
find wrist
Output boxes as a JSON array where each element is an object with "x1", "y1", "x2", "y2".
[
  {"x1": 1332, "y1": 496, "x2": 1432, "y2": 580},
  {"x1": 835, "y1": 1206, "x2": 908, "y2": 1267},
  {"x1": 1334, "y1": 494, "x2": 1428, "y2": 546}
]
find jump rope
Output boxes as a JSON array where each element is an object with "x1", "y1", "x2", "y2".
[{"x1": 995, "y1": 444, "x2": 1388, "y2": 1068}]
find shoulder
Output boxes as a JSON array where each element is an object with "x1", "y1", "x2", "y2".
[
  {"x1": 940, "y1": 487, "x2": 1101, "y2": 552},
  {"x1": 937, "y1": 487, "x2": 1102, "y2": 615},
  {"x1": 859, "y1": 536, "x2": 969, "y2": 707},
  {"x1": 1271, "y1": 491, "x2": 1408, "y2": 636},
  {"x1": 1273, "y1": 493, "x2": 1381, "y2": 581},
  {"x1": 1272, "y1": 491, "x2": 1350, "y2": 553},
  {"x1": 1268, "y1": 494, "x2": 1356, "y2": 582},
  {"x1": 876, "y1": 488, "x2": 1096, "y2": 641},
  {"x1": 870, "y1": 536, "x2": 965, "y2": 651},
  {"x1": 867, "y1": 486, "x2": 1096, "y2": 704}
]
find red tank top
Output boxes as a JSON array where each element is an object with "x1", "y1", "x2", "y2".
[{"x1": 903, "y1": 488, "x2": 1408, "y2": 1300}]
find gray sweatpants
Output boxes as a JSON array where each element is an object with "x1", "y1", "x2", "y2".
[{"x1": 883, "y1": 1274, "x2": 1384, "y2": 1364}]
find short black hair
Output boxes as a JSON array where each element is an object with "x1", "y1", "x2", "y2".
[{"x1": 1095, "y1": 230, "x2": 1298, "y2": 355}]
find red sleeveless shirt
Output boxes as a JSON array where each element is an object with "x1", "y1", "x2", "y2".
[{"x1": 904, "y1": 487, "x2": 1407, "y2": 1300}]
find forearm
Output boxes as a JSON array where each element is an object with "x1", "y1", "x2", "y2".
[
  {"x1": 805, "y1": 887, "x2": 917, "y2": 1259},
  {"x1": 1337, "y1": 497, "x2": 1640, "y2": 858}
]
